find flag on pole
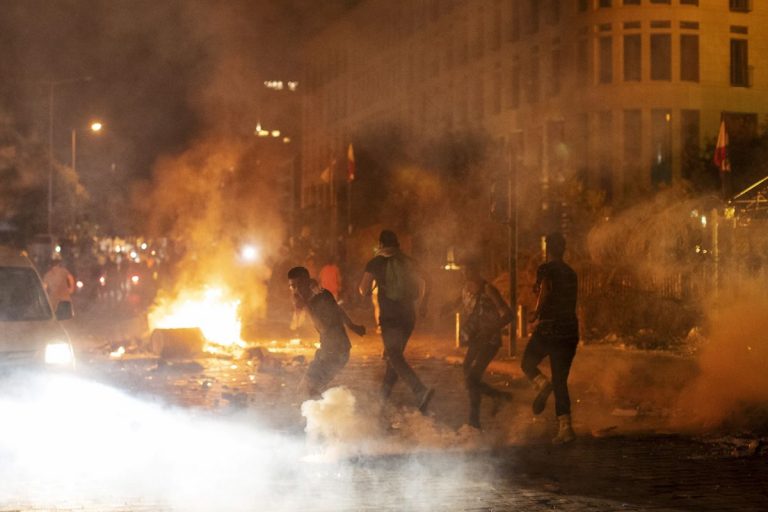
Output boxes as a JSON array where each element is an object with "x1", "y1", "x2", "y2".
[
  {"x1": 714, "y1": 119, "x2": 731, "y2": 173},
  {"x1": 347, "y1": 143, "x2": 355, "y2": 182}
]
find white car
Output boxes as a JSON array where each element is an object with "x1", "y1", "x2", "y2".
[{"x1": 0, "y1": 246, "x2": 75, "y2": 369}]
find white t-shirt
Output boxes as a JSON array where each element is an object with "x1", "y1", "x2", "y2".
[{"x1": 43, "y1": 265, "x2": 74, "y2": 306}]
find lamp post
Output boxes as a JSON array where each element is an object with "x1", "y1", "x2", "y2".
[
  {"x1": 71, "y1": 121, "x2": 103, "y2": 174},
  {"x1": 44, "y1": 76, "x2": 92, "y2": 236}
]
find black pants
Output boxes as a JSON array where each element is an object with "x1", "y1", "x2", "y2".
[
  {"x1": 521, "y1": 329, "x2": 578, "y2": 417},
  {"x1": 463, "y1": 339, "x2": 504, "y2": 426},
  {"x1": 306, "y1": 348, "x2": 349, "y2": 395},
  {"x1": 380, "y1": 314, "x2": 427, "y2": 399}
]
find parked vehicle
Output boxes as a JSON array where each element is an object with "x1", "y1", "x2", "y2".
[{"x1": 0, "y1": 246, "x2": 75, "y2": 370}]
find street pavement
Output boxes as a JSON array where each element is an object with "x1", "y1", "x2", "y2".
[{"x1": 2, "y1": 309, "x2": 767, "y2": 511}]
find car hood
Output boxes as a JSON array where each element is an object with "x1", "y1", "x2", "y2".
[{"x1": 0, "y1": 319, "x2": 69, "y2": 352}]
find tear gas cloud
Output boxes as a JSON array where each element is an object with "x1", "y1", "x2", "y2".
[
  {"x1": 0, "y1": 375, "x2": 490, "y2": 510},
  {"x1": 584, "y1": 184, "x2": 768, "y2": 431}
]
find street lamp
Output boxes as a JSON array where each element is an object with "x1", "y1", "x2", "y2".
[
  {"x1": 71, "y1": 120, "x2": 104, "y2": 174},
  {"x1": 43, "y1": 76, "x2": 92, "y2": 236}
]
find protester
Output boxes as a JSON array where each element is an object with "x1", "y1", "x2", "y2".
[
  {"x1": 443, "y1": 259, "x2": 514, "y2": 429},
  {"x1": 318, "y1": 254, "x2": 342, "y2": 301},
  {"x1": 358, "y1": 230, "x2": 434, "y2": 414},
  {"x1": 289, "y1": 266, "x2": 365, "y2": 398},
  {"x1": 43, "y1": 255, "x2": 75, "y2": 311},
  {"x1": 522, "y1": 232, "x2": 579, "y2": 444}
]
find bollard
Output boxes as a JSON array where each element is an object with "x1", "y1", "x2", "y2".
[{"x1": 455, "y1": 312, "x2": 461, "y2": 348}]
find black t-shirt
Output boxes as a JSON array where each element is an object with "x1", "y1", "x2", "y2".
[
  {"x1": 365, "y1": 253, "x2": 416, "y2": 321},
  {"x1": 307, "y1": 289, "x2": 351, "y2": 353},
  {"x1": 536, "y1": 260, "x2": 578, "y2": 327}
]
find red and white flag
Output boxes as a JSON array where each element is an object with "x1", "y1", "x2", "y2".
[
  {"x1": 347, "y1": 143, "x2": 355, "y2": 182},
  {"x1": 714, "y1": 119, "x2": 731, "y2": 173}
]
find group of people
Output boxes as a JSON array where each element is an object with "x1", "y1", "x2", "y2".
[{"x1": 288, "y1": 229, "x2": 579, "y2": 445}]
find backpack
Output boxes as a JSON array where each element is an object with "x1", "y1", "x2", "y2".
[{"x1": 382, "y1": 255, "x2": 419, "y2": 302}]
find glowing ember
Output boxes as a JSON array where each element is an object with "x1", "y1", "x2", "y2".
[{"x1": 148, "y1": 286, "x2": 245, "y2": 349}]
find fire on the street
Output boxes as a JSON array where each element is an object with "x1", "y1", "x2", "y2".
[{"x1": 148, "y1": 285, "x2": 246, "y2": 353}]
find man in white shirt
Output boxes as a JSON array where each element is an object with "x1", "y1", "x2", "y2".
[{"x1": 43, "y1": 256, "x2": 75, "y2": 311}]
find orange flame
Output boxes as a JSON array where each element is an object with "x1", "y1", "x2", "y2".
[{"x1": 148, "y1": 286, "x2": 245, "y2": 349}]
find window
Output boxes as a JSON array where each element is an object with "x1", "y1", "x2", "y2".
[
  {"x1": 547, "y1": 0, "x2": 560, "y2": 25},
  {"x1": 598, "y1": 111, "x2": 613, "y2": 201},
  {"x1": 474, "y1": 75, "x2": 485, "y2": 119},
  {"x1": 730, "y1": 39, "x2": 749, "y2": 86},
  {"x1": 623, "y1": 110, "x2": 642, "y2": 167},
  {"x1": 507, "y1": 58, "x2": 521, "y2": 109},
  {"x1": 473, "y1": 10, "x2": 485, "y2": 58},
  {"x1": 650, "y1": 0, "x2": 670, "y2": 4},
  {"x1": 547, "y1": 120, "x2": 565, "y2": 176},
  {"x1": 624, "y1": 0, "x2": 640, "y2": 4},
  {"x1": 730, "y1": 0, "x2": 751, "y2": 12},
  {"x1": 723, "y1": 112, "x2": 758, "y2": 142},
  {"x1": 681, "y1": 0, "x2": 698, "y2": 5},
  {"x1": 528, "y1": 0, "x2": 540, "y2": 33},
  {"x1": 549, "y1": 47, "x2": 561, "y2": 96},
  {"x1": 624, "y1": 35, "x2": 641, "y2": 81},
  {"x1": 680, "y1": 35, "x2": 699, "y2": 82},
  {"x1": 578, "y1": 0, "x2": 589, "y2": 11},
  {"x1": 491, "y1": 1, "x2": 502, "y2": 50},
  {"x1": 576, "y1": 114, "x2": 589, "y2": 181},
  {"x1": 681, "y1": 110, "x2": 700, "y2": 179},
  {"x1": 599, "y1": 37, "x2": 613, "y2": 83},
  {"x1": 507, "y1": 0, "x2": 520, "y2": 42},
  {"x1": 650, "y1": 34, "x2": 671, "y2": 80},
  {"x1": 651, "y1": 109, "x2": 672, "y2": 185},
  {"x1": 730, "y1": 26, "x2": 748, "y2": 35},
  {"x1": 599, "y1": 0, "x2": 612, "y2": 7},
  {"x1": 528, "y1": 48, "x2": 540, "y2": 103},
  {"x1": 577, "y1": 39, "x2": 590, "y2": 85}
]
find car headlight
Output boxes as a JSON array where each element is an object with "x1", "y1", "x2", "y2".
[{"x1": 45, "y1": 342, "x2": 74, "y2": 366}]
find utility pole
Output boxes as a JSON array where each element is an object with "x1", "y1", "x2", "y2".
[
  {"x1": 507, "y1": 140, "x2": 519, "y2": 357},
  {"x1": 43, "y1": 76, "x2": 92, "y2": 236}
]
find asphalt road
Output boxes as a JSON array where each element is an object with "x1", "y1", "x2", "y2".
[{"x1": 1, "y1": 324, "x2": 766, "y2": 512}]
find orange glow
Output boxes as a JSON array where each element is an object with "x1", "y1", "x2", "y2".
[{"x1": 148, "y1": 286, "x2": 245, "y2": 350}]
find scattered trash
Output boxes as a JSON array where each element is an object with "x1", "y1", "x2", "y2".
[{"x1": 592, "y1": 425, "x2": 619, "y2": 437}]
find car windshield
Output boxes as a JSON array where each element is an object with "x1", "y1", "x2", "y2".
[{"x1": 0, "y1": 267, "x2": 53, "y2": 321}]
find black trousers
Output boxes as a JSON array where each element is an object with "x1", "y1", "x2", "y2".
[
  {"x1": 380, "y1": 313, "x2": 427, "y2": 399},
  {"x1": 306, "y1": 348, "x2": 350, "y2": 394},
  {"x1": 463, "y1": 338, "x2": 504, "y2": 425},
  {"x1": 521, "y1": 328, "x2": 578, "y2": 417}
]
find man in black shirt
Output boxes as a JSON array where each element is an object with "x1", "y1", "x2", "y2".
[
  {"x1": 522, "y1": 232, "x2": 579, "y2": 444},
  {"x1": 358, "y1": 230, "x2": 434, "y2": 414},
  {"x1": 289, "y1": 266, "x2": 365, "y2": 397}
]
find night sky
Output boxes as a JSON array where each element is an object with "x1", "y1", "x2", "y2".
[{"x1": 0, "y1": 0, "x2": 354, "y2": 181}]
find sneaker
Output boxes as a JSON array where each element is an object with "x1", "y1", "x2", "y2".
[
  {"x1": 552, "y1": 414, "x2": 576, "y2": 445},
  {"x1": 417, "y1": 388, "x2": 435, "y2": 415}
]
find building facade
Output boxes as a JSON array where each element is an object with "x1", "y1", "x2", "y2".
[{"x1": 301, "y1": 0, "x2": 768, "y2": 213}]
